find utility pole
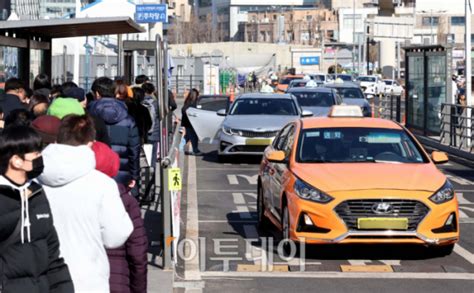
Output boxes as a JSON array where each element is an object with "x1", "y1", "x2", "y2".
[
  {"x1": 366, "y1": 22, "x2": 370, "y2": 75},
  {"x1": 352, "y1": 0, "x2": 356, "y2": 73},
  {"x1": 465, "y1": 0, "x2": 472, "y2": 146},
  {"x1": 430, "y1": 9, "x2": 434, "y2": 44}
]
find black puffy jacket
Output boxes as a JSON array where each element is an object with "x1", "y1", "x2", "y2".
[
  {"x1": 88, "y1": 98, "x2": 140, "y2": 185},
  {"x1": 0, "y1": 179, "x2": 74, "y2": 293}
]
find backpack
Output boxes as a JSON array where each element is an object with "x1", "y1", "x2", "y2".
[{"x1": 141, "y1": 96, "x2": 157, "y2": 135}]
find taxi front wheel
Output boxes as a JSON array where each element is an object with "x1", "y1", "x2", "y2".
[
  {"x1": 257, "y1": 187, "x2": 271, "y2": 230},
  {"x1": 281, "y1": 204, "x2": 301, "y2": 257}
]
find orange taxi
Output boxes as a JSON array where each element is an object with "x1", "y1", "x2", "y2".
[
  {"x1": 258, "y1": 106, "x2": 459, "y2": 255},
  {"x1": 276, "y1": 74, "x2": 305, "y2": 93}
]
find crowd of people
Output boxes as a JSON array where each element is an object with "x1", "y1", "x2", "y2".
[{"x1": 0, "y1": 73, "x2": 174, "y2": 292}]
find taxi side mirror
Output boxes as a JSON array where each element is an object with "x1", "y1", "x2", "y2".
[
  {"x1": 217, "y1": 109, "x2": 227, "y2": 116},
  {"x1": 266, "y1": 150, "x2": 286, "y2": 163},
  {"x1": 431, "y1": 151, "x2": 449, "y2": 164}
]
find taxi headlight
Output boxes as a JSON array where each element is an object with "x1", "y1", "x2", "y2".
[
  {"x1": 430, "y1": 180, "x2": 455, "y2": 204},
  {"x1": 294, "y1": 178, "x2": 333, "y2": 204}
]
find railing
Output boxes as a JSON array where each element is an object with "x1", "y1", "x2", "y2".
[
  {"x1": 440, "y1": 104, "x2": 474, "y2": 153},
  {"x1": 371, "y1": 94, "x2": 406, "y2": 123}
]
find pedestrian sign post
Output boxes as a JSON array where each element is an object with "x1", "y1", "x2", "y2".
[{"x1": 168, "y1": 168, "x2": 182, "y2": 191}]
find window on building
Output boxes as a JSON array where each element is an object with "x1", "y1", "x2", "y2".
[
  {"x1": 96, "y1": 64, "x2": 105, "y2": 78},
  {"x1": 177, "y1": 65, "x2": 184, "y2": 76},
  {"x1": 422, "y1": 16, "x2": 439, "y2": 26},
  {"x1": 306, "y1": 15, "x2": 312, "y2": 22},
  {"x1": 110, "y1": 65, "x2": 117, "y2": 79},
  {"x1": 147, "y1": 65, "x2": 154, "y2": 78},
  {"x1": 471, "y1": 34, "x2": 474, "y2": 43},
  {"x1": 451, "y1": 16, "x2": 465, "y2": 26}
]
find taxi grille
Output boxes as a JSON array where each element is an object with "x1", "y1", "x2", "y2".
[
  {"x1": 334, "y1": 199, "x2": 429, "y2": 231},
  {"x1": 237, "y1": 130, "x2": 278, "y2": 138}
]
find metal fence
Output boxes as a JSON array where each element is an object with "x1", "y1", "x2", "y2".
[
  {"x1": 440, "y1": 104, "x2": 474, "y2": 153},
  {"x1": 371, "y1": 94, "x2": 406, "y2": 123}
]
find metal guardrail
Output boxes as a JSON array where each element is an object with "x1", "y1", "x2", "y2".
[
  {"x1": 371, "y1": 94, "x2": 406, "y2": 123},
  {"x1": 440, "y1": 103, "x2": 474, "y2": 153}
]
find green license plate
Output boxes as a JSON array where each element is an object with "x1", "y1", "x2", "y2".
[
  {"x1": 357, "y1": 218, "x2": 408, "y2": 230},
  {"x1": 245, "y1": 138, "x2": 272, "y2": 146}
]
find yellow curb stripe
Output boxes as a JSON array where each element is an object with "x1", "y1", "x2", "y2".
[{"x1": 340, "y1": 265, "x2": 393, "y2": 273}]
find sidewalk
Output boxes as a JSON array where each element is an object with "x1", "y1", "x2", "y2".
[
  {"x1": 416, "y1": 135, "x2": 474, "y2": 166},
  {"x1": 148, "y1": 260, "x2": 174, "y2": 292}
]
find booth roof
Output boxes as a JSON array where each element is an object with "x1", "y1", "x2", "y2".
[{"x1": 0, "y1": 17, "x2": 145, "y2": 39}]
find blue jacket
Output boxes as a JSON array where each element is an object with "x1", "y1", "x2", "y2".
[{"x1": 89, "y1": 98, "x2": 140, "y2": 184}]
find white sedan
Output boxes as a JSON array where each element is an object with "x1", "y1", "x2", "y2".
[{"x1": 383, "y1": 79, "x2": 404, "y2": 96}]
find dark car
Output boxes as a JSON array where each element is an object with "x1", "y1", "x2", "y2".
[
  {"x1": 287, "y1": 87, "x2": 342, "y2": 117},
  {"x1": 324, "y1": 81, "x2": 372, "y2": 117}
]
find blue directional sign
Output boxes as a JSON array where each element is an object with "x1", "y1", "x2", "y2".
[
  {"x1": 300, "y1": 56, "x2": 320, "y2": 66},
  {"x1": 135, "y1": 4, "x2": 168, "y2": 23}
]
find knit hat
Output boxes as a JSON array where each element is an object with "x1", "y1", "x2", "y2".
[
  {"x1": 31, "y1": 115, "x2": 61, "y2": 144},
  {"x1": 91, "y1": 141, "x2": 120, "y2": 178},
  {"x1": 47, "y1": 97, "x2": 85, "y2": 119},
  {"x1": 63, "y1": 87, "x2": 86, "y2": 102}
]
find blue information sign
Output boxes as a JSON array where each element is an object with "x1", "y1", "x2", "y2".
[
  {"x1": 300, "y1": 56, "x2": 320, "y2": 65},
  {"x1": 135, "y1": 4, "x2": 168, "y2": 23}
]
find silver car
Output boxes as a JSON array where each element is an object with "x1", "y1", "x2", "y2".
[{"x1": 216, "y1": 94, "x2": 312, "y2": 158}]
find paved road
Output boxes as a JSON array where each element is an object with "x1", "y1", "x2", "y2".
[{"x1": 178, "y1": 143, "x2": 474, "y2": 292}]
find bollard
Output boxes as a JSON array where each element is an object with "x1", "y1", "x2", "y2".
[{"x1": 396, "y1": 95, "x2": 401, "y2": 123}]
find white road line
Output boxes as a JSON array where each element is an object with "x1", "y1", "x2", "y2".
[
  {"x1": 184, "y1": 155, "x2": 201, "y2": 282},
  {"x1": 380, "y1": 260, "x2": 401, "y2": 266},
  {"x1": 245, "y1": 192, "x2": 258, "y2": 199},
  {"x1": 198, "y1": 168, "x2": 258, "y2": 171},
  {"x1": 460, "y1": 218, "x2": 474, "y2": 223},
  {"x1": 198, "y1": 220, "x2": 258, "y2": 223},
  {"x1": 459, "y1": 209, "x2": 470, "y2": 219},
  {"x1": 243, "y1": 225, "x2": 267, "y2": 268},
  {"x1": 227, "y1": 174, "x2": 258, "y2": 185},
  {"x1": 457, "y1": 193, "x2": 474, "y2": 205},
  {"x1": 446, "y1": 174, "x2": 474, "y2": 185},
  {"x1": 232, "y1": 193, "x2": 246, "y2": 205},
  {"x1": 201, "y1": 271, "x2": 474, "y2": 280},
  {"x1": 233, "y1": 206, "x2": 252, "y2": 219},
  {"x1": 197, "y1": 190, "x2": 256, "y2": 192},
  {"x1": 454, "y1": 244, "x2": 474, "y2": 265},
  {"x1": 348, "y1": 260, "x2": 372, "y2": 265}
]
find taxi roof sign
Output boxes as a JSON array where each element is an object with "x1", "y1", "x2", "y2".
[{"x1": 328, "y1": 105, "x2": 364, "y2": 118}]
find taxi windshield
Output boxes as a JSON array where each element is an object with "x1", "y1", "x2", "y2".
[
  {"x1": 291, "y1": 92, "x2": 335, "y2": 107},
  {"x1": 298, "y1": 127, "x2": 428, "y2": 163},
  {"x1": 230, "y1": 98, "x2": 298, "y2": 116}
]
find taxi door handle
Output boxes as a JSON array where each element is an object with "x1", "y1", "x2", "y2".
[
  {"x1": 269, "y1": 168, "x2": 275, "y2": 176},
  {"x1": 188, "y1": 113, "x2": 197, "y2": 117}
]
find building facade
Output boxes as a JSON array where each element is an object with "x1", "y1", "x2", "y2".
[
  {"x1": 10, "y1": 0, "x2": 41, "y2": 19},
  {"x1": 239, "y1": 8, "x2": 338, "y2": 45}
]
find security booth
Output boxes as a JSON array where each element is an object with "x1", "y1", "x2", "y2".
[
  {"x1": 404, "y1": 45, "x2": 453, "y2": 136},
  {"x1": 0, "y1": 17, "x2": 144, "y2": 87}
]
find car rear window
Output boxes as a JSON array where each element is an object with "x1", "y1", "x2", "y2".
[
  {"x1": 291, "y1": 92, "x2": 335, "y2": 107},
  {"x1": 334, "y1": 87, "x2": 365, "y2": 99},
  {"x1": 230, "y1": 98, "x2": 298, "y2": 116}
]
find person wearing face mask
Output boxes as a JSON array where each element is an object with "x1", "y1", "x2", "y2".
[{"x1": 0, "y1": 125, "x2": 74, "y2": 293}]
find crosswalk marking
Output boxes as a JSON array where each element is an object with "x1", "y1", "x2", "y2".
[
  {"x1": 233, "y1": 206, "x2": 252, "y2": 219},
  {"x1": 446, "y1": 174, "x2": 474, "y2": 185},
  {"x1": 227, "y1": 174, "x2": 258, "y2": 185},
  {"x1": 232, "y1": 193, "x2": 246, "y2": 205},
  {"x1": 454, "y1": 244, "x2": 474, "y2": 265},
  {"x1": 457, "y1": 193, "x2": 473, "y2": 205}
]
